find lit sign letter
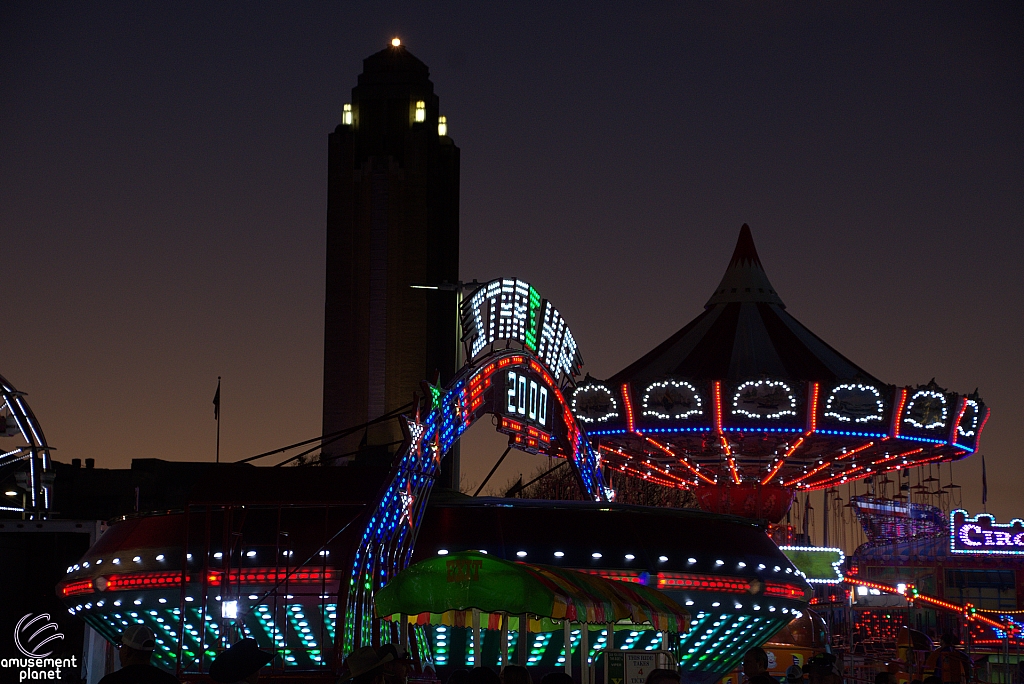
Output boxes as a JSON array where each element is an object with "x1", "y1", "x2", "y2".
[
  {"x1": 517, "y1": 374, "x2": 527, "y2": 416},
  {"x1": 465, "y1": 280, "x2": 502, "y2": 357},
  {"x1": 959, "y1": 524, "x2": 983, "y2": 547},
  {"x1": 537, "y1": 302, "x2": 566, "y2": 376},
  {"x1": 528, "y1": 380, "x2": 538, "y2": 421},
  {"x1": 498, "y1": 280, "x2": 531, "y2": 343},
  {"x1": 507, "y1": 370, "x2": 517, "y2": 414}
]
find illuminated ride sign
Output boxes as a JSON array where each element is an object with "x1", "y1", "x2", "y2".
[
  {"x1": 343, "y1": 279, "x2": 604, "y2": 655},
  {"x1": 951, "y1": 509, "x2": 1024, "y2": 555},
  {"x1": 498, "y1": 368, "x2": 552, "y2": 454},
  {"x1": 502, "y1": 368, "x2": 550, "y2": 429},
  {"x1": 461, "y1": 278, "x2": 583, "y2": 382},
  {"x1": 778, "y1": 546, "x2": 845, "y2": 585}
]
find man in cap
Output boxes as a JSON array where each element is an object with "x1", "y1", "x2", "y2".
[
  {"x1": 785, "y1": 666, "x2": 804, "y2": 684},
  {"x1": 209, "y1": 639, "x2": 275, "y2": 684},
  {"x1": 97, "y1": 624, "x2": 179, "y2": 684}
]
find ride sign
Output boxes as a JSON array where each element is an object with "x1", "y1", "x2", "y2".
[
  {"x1": 461, "y1": 278, "x2": 583, "y2": 382},
  {"x1": 502, "y1": 369, "x2": 550, "y2": 429},
  {"x1": 950, "y1": 509, "x2": 1024, "y2": 555},
  {"x1": 605, "y1": 650, "x2": 676, "y2": 684}
]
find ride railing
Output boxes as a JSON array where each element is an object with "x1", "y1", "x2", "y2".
[
  {"x1": 976, "y1": 660, "x2": 1019, "y2": 684},
  {"x1": 843, "y1": 654, "x2": 893, "y2": 684}
]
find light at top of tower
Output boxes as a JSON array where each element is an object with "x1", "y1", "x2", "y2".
[{"x1": 391, "y1": 38, "x2": 401, "y2": 47}]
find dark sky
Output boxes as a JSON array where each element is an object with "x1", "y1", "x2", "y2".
[{"x1": 2, "y1": 3, "x2": 1021, "y2": 528}]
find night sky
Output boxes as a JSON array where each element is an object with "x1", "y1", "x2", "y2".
[{"x1": 2, "y1": 3, "x2": 1021, "y2": 530}]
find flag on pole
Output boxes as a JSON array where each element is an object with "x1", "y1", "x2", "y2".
[
  {"x1": 981, "y1": 453, "x2": 988, "y2": 506},
  {"x1": 213, "y1": 378, "x2": 221, "y2": 421}
]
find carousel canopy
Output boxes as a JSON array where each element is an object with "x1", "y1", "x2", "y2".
[{"x1": 570, "y1": 225, "x2": 988, "y2": 516}]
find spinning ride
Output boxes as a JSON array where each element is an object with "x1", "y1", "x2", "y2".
[
  {"x1": 0, "y1": 371, "x2": 54, "y2": 517},
  {"x1": 573, "y1": 226, "x2": 988, "y2": 522}
]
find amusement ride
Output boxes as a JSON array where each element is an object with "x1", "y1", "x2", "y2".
[{"x1": 43, "y1": 225, "x2": 1009, "y2": 684}]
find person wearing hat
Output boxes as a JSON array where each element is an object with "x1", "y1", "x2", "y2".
[
  {"x1": 97, "y1": 624, "x2": 179, "y2": 684},
  {"x1": 785, "y1": 666, "x2": 804, "y2": 684},
  {"x1": 340, "y1": 646, "x2": 394, "y2": 684},
  {"x1": 377, "y1": 644, "x2": 414, "y2": 684},
  {"x1": 209, "y1": 639, "x2": 275, "y2": 684}
]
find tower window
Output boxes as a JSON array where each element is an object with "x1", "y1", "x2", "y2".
[
  {"x1": 438, "y1": 115, "x2": 447, "y2": 137},
  {"x1": 415, "y1": 100, "x2": 426, "y2": 123},
  {"x1": 342, "y1": 104, "x2": 353, "y2": 126}
]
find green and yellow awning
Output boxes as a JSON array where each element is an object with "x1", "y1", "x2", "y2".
[{"x1": 374, "y1": 551, "x2": 689, "y2": 633}]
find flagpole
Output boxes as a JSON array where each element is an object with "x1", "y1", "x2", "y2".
[
  {"x1": 214, "y1": 377, "x2": 221, "y2": 464},
  {"x1": 981, "y1": 453, "x2": 987, "y2": 513}
]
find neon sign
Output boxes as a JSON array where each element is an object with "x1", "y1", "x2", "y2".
[
  {"x1": 778, "y1": 546, "x2": 845, "y2": 585},
  {"x1": 502, "y1": 369, "x2": 550, "y2": 429},
  {"x1": 950, "y1": 509, "x2": 1024, "y2": 555},
  {"x1": 461, "y1": 279, "x2": 583, "y2": 381}
]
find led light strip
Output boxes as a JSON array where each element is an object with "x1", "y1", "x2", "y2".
[
  {"x1": 622, "y1": 384, "x2": 637, "y2": 433},
  {"x1": 761, "y1": 438, "x2": 803, "y2": 486},
  {"x1": 712, "y1": 382, "x2": 742, "y2": 484},
  {"x1": 783, "y1": 461, "x2": 832, "y2": 488},
  {"x1": 605, "y1": 462, "x2": 691, "y2": 490},
  {"x1": 835, "y1": 440, "x2": 878, "y2": 460},
  {"x1": 844, "y1": 575, "x2": 1016, "y2": 633},
  {"x1": 778, "y1": 546, "x2": 845, "y2": 584},
  {"x1": 61, "y1": 579, "x2": 94, "y2": 597},
  {"x1": 61, "y1": 566, "x2": 337, "y2": 598},
  {"x1": 891, "y1": 388, "x2": 908, "y2": 438},
  {"x1": 640, "y1": 438, "x2": 715, "y2": 485}
]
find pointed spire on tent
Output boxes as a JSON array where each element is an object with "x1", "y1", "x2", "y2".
[
  {"x1": 728, "y1": 223, "x2": 764, "y2": 269},
  {"x1": 705, "y1": 224, "x2": 786, "y2": 309}
]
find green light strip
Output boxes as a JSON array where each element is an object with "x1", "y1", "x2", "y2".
[{"x1": 524, "y1": 287, "x2": 541, "y2": 351}]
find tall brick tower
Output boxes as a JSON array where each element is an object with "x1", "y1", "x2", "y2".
[{"x1": 322, "y1": 40, "x2": 460, "y2": 468}]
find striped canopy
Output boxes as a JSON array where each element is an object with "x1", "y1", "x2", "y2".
[{"x1": 374, "y1": 551, "x2": 689, "y2": 632}]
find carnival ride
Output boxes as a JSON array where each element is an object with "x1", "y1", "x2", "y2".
[
  {"x1": 805, "y1": 496, "x2": 1024, "y2": 683},
  {"x1": 372, "y1": 549, "x2": 691, "y2": 675},
  {"x1": 55, "y1": 490, "x2": 813, "y2": 682},
  {"x1": 571, "y1": 226, "x2": 988, "y2": 523},
  {"x1": 55, "y1": 275, "x2": 816, "y2": 683},
  {"x1": 410, "y1": 498, "x2": 811, "y2": 679},
  {"x1": 0, "y1": 371, "x2": 54, "y2": 518},
  {"x1": 53, "y1": 228, "x2": 995, "y2": 682}
]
